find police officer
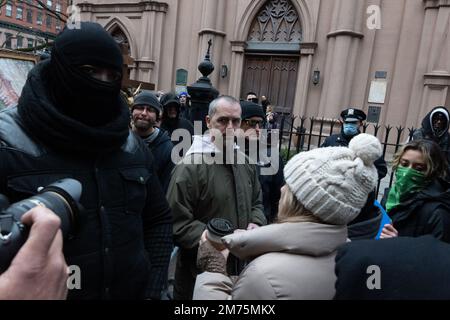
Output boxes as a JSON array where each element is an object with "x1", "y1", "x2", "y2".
[
  {"x1": 322, "y1": 108, "x2": 369, "y2": 147},
  {"x1": 321, "y1": 108, "x2": 387, "y2": 240}
]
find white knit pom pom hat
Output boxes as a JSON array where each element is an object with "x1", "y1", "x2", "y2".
[{"x1": 283, "y1": 134, "x2": 382, "y2": 225}]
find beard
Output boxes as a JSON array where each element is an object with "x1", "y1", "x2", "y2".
[{"x1": 134, "y1": 118, "x2": 155, "y2": 131}]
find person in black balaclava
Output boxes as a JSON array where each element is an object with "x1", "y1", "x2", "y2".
[
  {"x1": 0, "y1": 22, "x2": 173, "y2": 300},
  {"x1": 413, "y1": 106, "x2": 450, "y2": 165},
  {"x1": 19, "y1": 21, "x2": 130, "y2": 153},
  {"x1": 160, "y1": 92, "x2": 194, "y2": 146}
]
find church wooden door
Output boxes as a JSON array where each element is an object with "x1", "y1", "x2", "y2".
[{"x1": 241, "y1": 54, "x2": 299, "y2": 114}]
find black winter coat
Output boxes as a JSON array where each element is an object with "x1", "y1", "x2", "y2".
[
  {"x1": 382, "y1": 179, "x2": 450, "y2": 243},
  {"x1": 160, "y1": 118, "x2": 194, "y2": 146},
  {"x1": 257, "y1": 155, "x2": 285, "y2": 223},
  {"x1": 0, "y1": 107, "x2": 173, "y2": 300},
  {"x1": 144, "y1": 129, "x2": 175, "y2": 193},
  {"x1": 335, "y1": 236, "x2": 450, "y2": 300}
]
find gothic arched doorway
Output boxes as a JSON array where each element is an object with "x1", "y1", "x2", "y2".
[
  {"x1": 241, "y1": 0, "x2": 302, "y2": 114},
  {"x1": 109, "y1": 26, "x2": 133, "y2": 86},
  {"x1": 110, "y1": 26, "x2": 131, "y2": 55}
]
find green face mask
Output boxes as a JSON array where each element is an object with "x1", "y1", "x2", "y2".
[{"x1": 386, "y1": 166, "x2": 428, "y2": 212}]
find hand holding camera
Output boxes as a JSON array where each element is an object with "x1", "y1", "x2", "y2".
[
  {"x1": 0, "y1": 179, "x2": 81, "y2": 299},
  {"x1": 0, "y1": 179, "x2": 81, "y2": 273},
  {"x1": 0, "y1": 206, "x2": 68, "y2": 300}
]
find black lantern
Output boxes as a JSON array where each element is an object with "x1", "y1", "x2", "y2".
[{"x1": 312, "y1": 69, "x2": 320, "y2": 85}]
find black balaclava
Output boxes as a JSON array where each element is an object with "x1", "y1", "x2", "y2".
[
  {"x1": 18, "y1": 22, "x2": 130, "y2": 155},
  {"x1": 48, "y1": 22, "x2": 124, "y2": 126}
]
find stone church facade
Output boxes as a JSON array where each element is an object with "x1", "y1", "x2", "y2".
[{"x1": 74, "y1": 0, "x2": 450, "y2": 128}]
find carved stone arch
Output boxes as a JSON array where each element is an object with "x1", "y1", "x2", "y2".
[
  {"x1": 236, "y1": 0, "x2": 314, "y2": 43},
  {"x1": 104, "y1": 18, "x2": 137, "y2": 58}
]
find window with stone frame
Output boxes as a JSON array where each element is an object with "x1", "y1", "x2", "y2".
[
  {"x1": 5, "y1": 33, "x2": 13, "y2": 48},
  {"x1": 46, "y1": 14, "x2": 52, "y2": 28},
  {"x1": 27, "y1": 37, "x2": 34, "y2": 48},
  {"x1": 37, "y1": 11, "x2": 43, "y2": 25},
  {"x1": 17, "y1": 36, "x2": 23, "y2": 48},
  {"x1": 5, "y1": 3, "x2": 13, "y2": 17},
  {"x1": 247, "y1": 0, "x2": 302, "y2": 44},
  {"x1": 16, "y1": 6, "x2": 23, "y2": 20},
  {"x1": 26, "y1": 8, "x2": 33, "y2": 23}
]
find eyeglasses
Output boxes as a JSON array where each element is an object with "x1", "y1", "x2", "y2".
[
  {"x1": 244, "y1": 119, "x2": 264, "y2": 128},
  {"x1": 216, "y1": 117, "x2": 241, "y2": 126}
]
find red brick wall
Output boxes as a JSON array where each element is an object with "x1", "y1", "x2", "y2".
[{"x1": 0, "y1": 0, "x2": 70, "y2": 36}]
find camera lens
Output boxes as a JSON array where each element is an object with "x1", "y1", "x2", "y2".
[
  {"x1": 3, "y1": 179, "x2": 81, "y2": 238},
  {"x1": 0, "y1": 179, "x2": 81, "y2": 273}
]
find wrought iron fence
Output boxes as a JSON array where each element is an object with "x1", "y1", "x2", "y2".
[{"x1": 274, "y1": 114, "x2": 417, "y2": 197}]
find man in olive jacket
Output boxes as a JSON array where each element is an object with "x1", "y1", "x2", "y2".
[{"x1": 167, "y1": 95, "x2": 266, "y2": 300}]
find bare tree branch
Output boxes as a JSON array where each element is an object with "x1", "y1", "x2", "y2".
[
  {"x1": 0, "y1": 1, "x2": 75, "y2": 54},
  {"x1": 17, "y1": 41, "x2": 52, "y2": 52},
  {"x1": 34, "y1": 0, "x2": 69, "y2": 21}
]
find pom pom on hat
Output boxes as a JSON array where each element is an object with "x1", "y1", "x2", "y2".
[
  {"x1": 349, "y1": 133, "x2": 382, "y2": 166},
  {"x1": 283, "y1": 134, "x2": 382, "y2": 225}
]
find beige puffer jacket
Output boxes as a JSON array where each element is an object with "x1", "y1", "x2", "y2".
[{"x1": 193, "y1": 222, "x2": 348, "y2": 300}]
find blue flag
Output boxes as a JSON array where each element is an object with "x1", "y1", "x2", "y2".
[{"x1": 374, "y1": 200, "x2": 392, "y2": 240}]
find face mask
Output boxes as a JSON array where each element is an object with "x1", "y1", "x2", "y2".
[
  {"x1": 385, "y1": 166, "x2": 427, "y2": 212},
  {"x1": 343, "y1": 123, "x2": 359, "y2": 136}
]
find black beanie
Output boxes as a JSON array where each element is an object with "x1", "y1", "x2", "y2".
[
  {"x1": 132, "y1": 91, "x2": 162, "y2": 113},
  {"x1": 240, "y1": 101, "x2": 265, "y2": 120},
  {"x1": 47, "y1": 22, "x2": 124, "y2": 126}
]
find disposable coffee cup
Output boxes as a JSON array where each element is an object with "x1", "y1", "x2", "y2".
[{"x1": 206, "y1": 218, "x2": 235, "y2": 251}]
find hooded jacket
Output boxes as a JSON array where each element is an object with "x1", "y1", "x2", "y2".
[
  {"x1": 193, "y1": 222, "x2": 348, "y2": 300},
  {"x1": 160, "y1": 93, "x2": 194, "y2": 142},
  {"x1": 413, "y1": 106, "x2": 450, "y2": 163},
  {"x1": 169, "y1": 135, "x2": 266, "y2": 249},
  {"x1": 381, "y1": 178, "x2": 450, "y2": 243},
  {"x1": 167, "y1": 135, "x2": 266, "y2": 299}
]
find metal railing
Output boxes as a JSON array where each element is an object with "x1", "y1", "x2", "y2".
[{"x1": 274, "y1": 114, "x2": 417, "y2": 196}]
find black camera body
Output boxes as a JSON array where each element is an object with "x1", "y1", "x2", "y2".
[{"x1": 0, "y1": 179, "x2": 81, "y2": 273}]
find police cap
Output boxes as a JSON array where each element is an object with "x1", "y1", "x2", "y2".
[{"x1": 340, "y1": 108, "x2": 367, "y2": 122}]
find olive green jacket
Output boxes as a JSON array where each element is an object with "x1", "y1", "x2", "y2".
[{"x1": 168, "y1": 135, "x2": 266, "y2": 249}]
